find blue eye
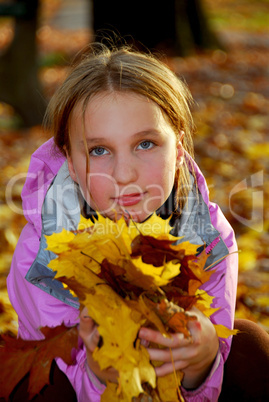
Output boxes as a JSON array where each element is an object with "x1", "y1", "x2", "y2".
[
  {"x1": 89, "y1": 147, "x2": 108, "y2": 156},
  {"x1": 137, "y1": 141, "x2": 154, "y2": 150}
]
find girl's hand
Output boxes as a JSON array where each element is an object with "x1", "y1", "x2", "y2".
[
  {"x1": 139, "y1": 306, "x2": 219, "y2": 390},
  {"x1": 79, "y1": 307, "x2": 118, "y2": 384}
]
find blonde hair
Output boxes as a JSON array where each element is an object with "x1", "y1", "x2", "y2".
[{"x1": 44, "y1": 44, "x2": 196, "y2": 209}]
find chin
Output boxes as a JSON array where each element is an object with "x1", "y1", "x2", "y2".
[{"x1": 110, "y1": 210, "x2": 143, "y2": 223}]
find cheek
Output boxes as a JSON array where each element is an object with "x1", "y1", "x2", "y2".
[
  {"x1": 149, "y1": 159, "x2": 176, "y2": 190},
  {"x1": 87, "y1": 174, "x2": 116, "y2": 193},
  {"x1": 144, "y1": 168, "x2": 175, "y2": 211},
  {"x1": 83, "y1": 174, "x2": 116, "y2": 208}
]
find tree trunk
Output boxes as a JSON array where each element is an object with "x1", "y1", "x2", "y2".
[
  {"x1": 0, "y1": 0, "x2": 47, "y2": 127},
  {"x1": 175, "y1": 0, "x2": 223, "y2": 56},
  {"x1": 92, "y1": 0, "x2": 175, "y2": 51},
  {"x1": 92, "y1": 0, "x2": 224, "y2": 55}
]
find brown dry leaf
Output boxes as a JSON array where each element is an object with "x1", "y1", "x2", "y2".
[
  {"x1": 100, "y1": 259, "x2": 141, "y2": 298},
  {"x1": 0, "y1": 325, "x2": 78, "y2": 400},
  {"x1": 170, "y1": 251, "x2": 213, "y2": 296},
  {"x1": 131, "y1": 235, "x2": 184, "y2": 266},
  {"x1": 131, "y1": 234, "x2": 199, "y2": 267},
  {"x1": 162, "y1": 286, "x2": 198, "y2": 311}
]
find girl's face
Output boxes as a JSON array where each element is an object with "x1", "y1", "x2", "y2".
[{"x1": 67, "y1": 92, "x2": 183, "y2": 222}]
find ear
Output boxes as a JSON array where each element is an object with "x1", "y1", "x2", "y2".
[
  {"x1": 65, "y1": 146, "x2": 78, "y2": 183},
  {"x1": 176, "y1": 130, "x2": 185, "y2": 168}
]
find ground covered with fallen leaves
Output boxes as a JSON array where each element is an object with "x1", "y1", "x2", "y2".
[{"x1": 0, "y1": 0, "x2": 268, "y2": 334}]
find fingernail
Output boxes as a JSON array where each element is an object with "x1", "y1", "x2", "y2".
[
  {"x1": 140, "y1": 339, "x2": 150, "y2": 347},
  {"x1": 139, "y1": 328, "x2": 147, "y2": 338},
  {"x1": 177, "y1": 333, "x2": 184, "y2": 340}
]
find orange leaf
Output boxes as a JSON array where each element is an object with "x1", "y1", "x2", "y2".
[
  {"x1": 166, "y1": 310, "x2": 196, "y2": 338},
  {"x1": 151, "y1": 299, "x2": 196, "y2": 338}
]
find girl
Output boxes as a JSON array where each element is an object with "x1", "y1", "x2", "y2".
[{"x1": 6, "y1": 44, "x2": 263, "y2": 401}]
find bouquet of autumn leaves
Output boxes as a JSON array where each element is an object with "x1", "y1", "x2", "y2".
[{"x1": 44, "y1": 213, "x2": 236, "y2": 402}]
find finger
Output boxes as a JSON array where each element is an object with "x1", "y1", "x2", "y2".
[
  {"x1": 140, "y1": 339, "x2": 150, "y2": 348},
  {"x1": 139, "y1": 327, "x2": 192, "y2": 348},
  {"x1": 81, "y1": 325, "x2": 101, "y2": 353},
  {"x1": 86, "y1": 355, "x2": 119, "y2": 384},
  {"x1": 80, "y1": 306, "x2": 91, "y2": 319},
  {"x1": 187, "y1": 307, "x2": 213, "y2": 343},
  {"x1": 89, "y1": 327, "x2": 101, "y2": 352},
  {"x1": 155, "y1": 360, "x2": 189, "y2": 377},
  {"x1": 187, "y1": 319, "x2": 203, "y2": 342},
  {"x1": 147, "y1": 345, "x2": 195, "y2": 363},
  {"x1": 79, "y1": 313, "x2": 95, "y2": 334},
  {"x1": 79, "y1": 309, "x2": 101, "y2": 353}
]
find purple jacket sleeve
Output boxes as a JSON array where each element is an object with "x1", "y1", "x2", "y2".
[
  {"x1": 7, "y1": 222, "x2": 105, "y2": 401},
  {"x1": 181, "y1": 202, "x2": 238, "y2": 401}
]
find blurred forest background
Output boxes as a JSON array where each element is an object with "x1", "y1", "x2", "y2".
[{"x1": 0, "y1": 0, "x2": 268, "y2": 334}]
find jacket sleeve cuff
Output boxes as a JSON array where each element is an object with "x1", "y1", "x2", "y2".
[
  {"x1": 181, "y1": 348, "x2": 224, "y2": 402},
  {"x1": 84, "y1": 360, "x2": 107, "y2": 392}
]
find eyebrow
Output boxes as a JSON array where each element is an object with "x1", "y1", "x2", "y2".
[{"x1": 78, "y1": 130, "x2": 163, "y2": 146}]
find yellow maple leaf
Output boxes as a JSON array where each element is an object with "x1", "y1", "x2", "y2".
[
  {"x1": 101, "y1": 383, "x2": 120, "y2": 401},
  {"x1": 85, "y1": 286, "x2": 155, "y2": 401},
  {"x1": 82, "y1": 212, "x2": 180, "y2": 250},
  {"x1": 157, "y1": 370, "x2": 184, "y2": 402},
  {"x1": 49, "y1": 260, "x2": 156, "y2": 401},
  {"x1": 169, "y1": 240, "x2": 200, "y2": 257},
  {"x1": 123, "y1": 257, "x2": 179, "y2": 290},
  {"x1": 115, "y1": 348, "x2": 156, "y2": 401},
  {"x1": 101, "y1": 349, "x2": 156, "y2": 402},
  {"x1": 161, "y1": 260, "x2": 182, "y2": 282},
  {"x1": 133, "y1": 296, "x2": 169, "y2": 336},
  {"x1": 47, "y1": 213, "x2": 196, "y2": 290},
  {"x1": 45, "y1": 211, "x2": 236, "y2": 401},
  {"x1": 45, "y1": 228, "x2": 75, "y2": 254},
  {"x1": 91, "y1": 299, "x2": 142, "y2": 367},
  {"x1": 77, "y1": 215, "x2": 95, "y2": 231},
  {"x1": 214, "y1": 324, "x2": 239, "y2": 338}
]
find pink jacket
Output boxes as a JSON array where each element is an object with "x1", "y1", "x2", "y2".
[{"x1": 7, "y1": 138, "x2": 238, "y2": 401}]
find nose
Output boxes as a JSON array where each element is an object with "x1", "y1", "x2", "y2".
[{"x1": 112, "y1": 153, "x2": 138, "y2": 185}]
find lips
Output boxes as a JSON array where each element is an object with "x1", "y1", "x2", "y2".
[{"x1": 114, "y1": 192, "x2": 145, "y2": 207}]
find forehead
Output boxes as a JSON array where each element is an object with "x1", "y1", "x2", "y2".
[
  {"x1": 70, "y1": 91, "x2": 174, "y2": 134},
  {"x1": 73, "y1": 91, "x2": 149, "y2": 114}
]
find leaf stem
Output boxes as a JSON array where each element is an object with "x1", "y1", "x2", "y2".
[
  {"x1": 205, "y1": 251, "x2": 239, "y2": 271},
  {"x1": 169, "y1": 347, "x2": 184, "y2": 402}
]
